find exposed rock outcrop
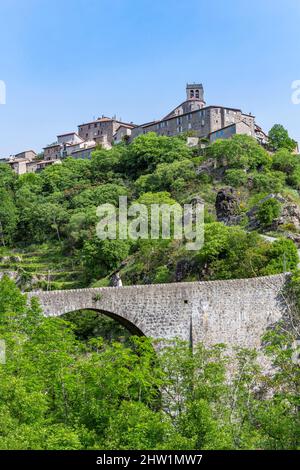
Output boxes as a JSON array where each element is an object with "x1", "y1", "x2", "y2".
[
  {"x1": 247, "y1": 194, "x2": 300, "y2": 233},
  {"x1": 247, "y1": 194, "x2": 284, "y2": 231},
  {"x1": 278, "y1": 202, "x2": 300, "y2": 231},
  {"x1": 215, "y1": 188, "x2": 242, "y2": 225}
]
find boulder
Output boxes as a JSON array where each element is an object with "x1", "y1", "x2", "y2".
[
  {"x1": 247, "y1": 194, "x2": 300, "y2": 232},
  {"x1": 277, "y1": 203, "x2": 300, "y2": 231},
  {"x1": 215, "y1": 188, "x2": 241, "y2": 225},
  {"x1": 110, "y1": 272, "x2": 123, "y2": 287}
]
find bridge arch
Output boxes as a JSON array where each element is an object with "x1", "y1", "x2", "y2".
[
  {"x1": 62, "y1": 307, "x2": 146, "y2": 337},
  {"x1": 28, "y1": 274, "x2": 288, "y2": 349}
]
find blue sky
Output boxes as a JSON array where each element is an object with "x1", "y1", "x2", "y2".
[{"x1": 0, "y1": 0, "x2": 299, "y2": 156}]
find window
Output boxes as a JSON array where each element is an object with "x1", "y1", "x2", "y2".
[
  {"x1": 187, "y1": 113, "x2": 192, "y2": 121},
  {"x1": 195, "y1": 90, "x2": 199, "y2": 99},
  {"x1": 188, "y1": 123, "x2": 192, "y2": 130},
  {"x1": 190, "y1": 90, "x2": 194, "y2": 98},
  {"x1": 94, "y1": 123, "x2": 97, "y2": 128}
]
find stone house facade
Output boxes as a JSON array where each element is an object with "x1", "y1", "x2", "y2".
[
  {"x1": 131, "y1": 83, "x2": 256, "y2": 142},
  {"x1": 113, "y1": 124, "x2": 134, "y2": 144},
  {"x1": 9, "y1": 159, "x2": 28, "y2": 175},
  {"x1": 14, "y1": 150, "x2": 37, "y2": 160},
  {"x1": 209, "y1": 121, "x2": 254, "y2": 143},
  {"x1": 7, "y1": 82, "x2": 276, "y2": 175},
  {"x1": 78, "y1": 116, "x2": 134, "y2": 145},
  {"x1": 71, "y1": 145, "x2": 97, "y2": 160},
  {"x1": 8, "y1": 150, "x2": 38, "y2": 175},
  {"x1": 57, "y1": 132, "x2": 83, "y2": 146}
]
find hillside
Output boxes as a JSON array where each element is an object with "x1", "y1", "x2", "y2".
[
  {"x1": 0, "y1": 129, "x2": 300, "y2": 291},
  {"x1": 0, "y1": 129, "x2": 299, "y2": 450}
]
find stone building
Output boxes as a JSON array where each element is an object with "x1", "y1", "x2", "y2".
[
  {"x1": 8, "y1": 149, "x2": 38, "y2": 175},
  {"x1": 44, "y1": 132, "x2": 94, "y2": 161},
  {"x1": 254, "y1": 124, "x2": 269, "y2": 147},
  {"x1": 209, "y1": 121, "x2": 254, "y2": 143},
  {"x1": 70, "y1": 144, "x2": 97, "y2": 160},
  {"x1": 57, "y1": 132, "x2": 83, "y2": 146},
  {"x1": 131, "y1": 83, "x2": 257, "y2": 142},
  {"x1": 9, "y1": 158, "x2": 28, "y2": 175},
  {"x1": 78, "y1": 116, "x2": 135, "y2": 145},
  {"x1": 43, "y1": 143, "x2": 62, "y2": 161},
  {"x1": 7, "y1": 82, "x2": 276, "y2": 175},
  {"x1": 14, "y1": 150, "x2": 37, "y2": 160},
  {"x1": 163, "y1": 83, "x2": 206, "y2": 119},
  {"x1": 113, "y1": 124, "x2": 134, "y2": 144}
]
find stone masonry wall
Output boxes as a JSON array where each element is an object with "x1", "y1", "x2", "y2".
[{"x1": 28, "y1": 274, "x2": 288, "y2": 350}]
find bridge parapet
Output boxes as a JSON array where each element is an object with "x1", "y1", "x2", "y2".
[{"x1": 27, "y1": 274, "x2": 288, "y2": 348}]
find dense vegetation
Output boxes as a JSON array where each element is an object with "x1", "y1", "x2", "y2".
[
  {"x1": 0, "y1": 125, "x2": 299, "y2": 449},
  {"x1": 0, "y1": 126, "x2": 299, "y2": 289},
  {"x1": 0, "y1": 276, "x2": 299, "y2": 450}
]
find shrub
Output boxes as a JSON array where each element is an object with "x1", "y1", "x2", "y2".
[
  {"x1": 268, "y1": 124, "x2": 297, "y2": 152},
  {"x1": 256, "y1": 199, "x2": 281, "y2": 228},
  {"x1": 271, "y1": 149, "x2": 299, "y2": 174},
  {"x1": 153, "y1": 266, "x2": 171, "y2": 284},
  {"x1": 262, "y1": 238, "x2": 299, "y2": 274},
  {"x1": 224, "y1": 169, "x2": 247, "y2": 186},
  {"x1": 207, "y1": 135, "x2": 271, "y2": 171},
  {"x1": 251, "y1": 171, "x2": 286, "y2": 193}
]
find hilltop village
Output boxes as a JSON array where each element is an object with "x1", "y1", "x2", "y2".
[{"x1": 1, "y1": 83, "x2": 271, "y2": 175}]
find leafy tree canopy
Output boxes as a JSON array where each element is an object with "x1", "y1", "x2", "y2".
[{"x1": 268, "y1": 124, "x2": 297, "y2": 152}]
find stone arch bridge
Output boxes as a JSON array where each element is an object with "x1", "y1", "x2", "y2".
[{"x1": 27, "y1": 274, "x2": 288, "y2": 349}]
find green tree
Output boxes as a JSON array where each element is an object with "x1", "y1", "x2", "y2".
[
  {"x1": 251, "y1": 171, "x2": 286, "y2": 193},
  {"x1": 0, "y1": 164, "x2": 16, "y2": 190},
  {"x1": 0, "y1": 188, "x2": 18, "y2": 246},
  {"x1": 0, "y1": 276, "x2": 299, "y2": 450},
  {"x1": 268, "y1": 124, "x2": 297, "y2": 152},
  {"x1": 82, "y1": 236, "x2": 131, "y2": 280},
  {"x1": 262, "y1": 238, "x2": 299, "y2": 274},
  {"x1": 256, "y1": 198, "x2": 281, "y2": 228},
  {"x1": 207, "y1": 135, "x2": 271, "y2": 171},
  {"x1": 121, "y1": 133, "x2": 192, "y2": 178},
  {"x1": 224, "y1": 169, "x2": 248, "y2": 186},
  {"x1": 135, "y1": 159, "x2": 196, "y2": 195}
]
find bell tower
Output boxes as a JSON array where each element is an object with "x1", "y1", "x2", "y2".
[{"x1": 186, "y1": 83, "x2": 204, "y2": 102}]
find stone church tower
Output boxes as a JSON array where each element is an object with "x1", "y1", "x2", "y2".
[
  {"x1": 163, "y1": 82, "x2": 206, "y2": 119},
  {"x1": 186, "y1": 83, "x2": 204, "y2": 102}
]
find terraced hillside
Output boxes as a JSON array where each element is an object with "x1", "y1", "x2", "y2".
[{"x1": 0, "y1": 243, "x2": 84, "y2": 291}]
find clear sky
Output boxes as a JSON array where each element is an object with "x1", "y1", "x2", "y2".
[{"x1": 0, "y1": 0, "x2": 299, "y2": 156}]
